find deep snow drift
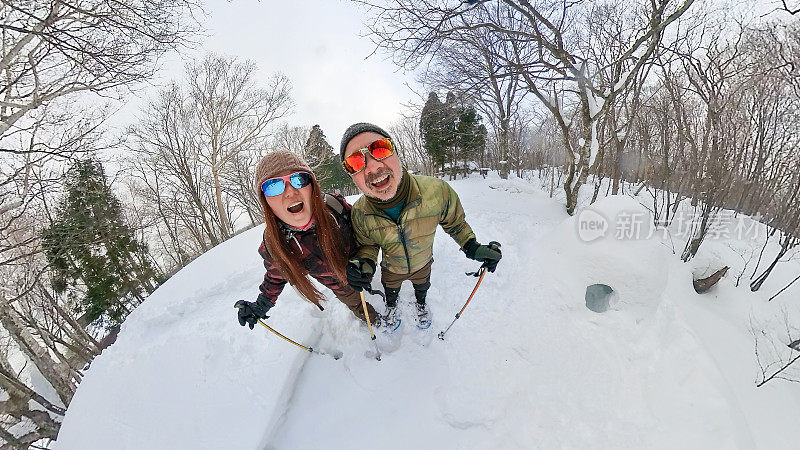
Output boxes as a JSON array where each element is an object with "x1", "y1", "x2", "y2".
[{"x1": 55, "y1": 175, "x2": 800, "y2": 449}]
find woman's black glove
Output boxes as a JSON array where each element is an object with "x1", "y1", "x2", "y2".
[
  {"x1": 234, "y1": 294, "x2": 274, "y2": 329},
  {"x1": 463, "y1": 238, "x2": 502, "y2": 272},
  {"x1": 346, "y1": 258, "x2": 376, "y2": 291}
]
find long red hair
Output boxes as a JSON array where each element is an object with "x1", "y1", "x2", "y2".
[{"x1": 258, "y1": 176, "x2": 348, "y2": 307}]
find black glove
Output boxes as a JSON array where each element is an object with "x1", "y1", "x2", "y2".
[
  {"x1": 234, "y1": 294, "x2": 274, "y2": 329},
  {"x1": 346, "y1": 257, "x2": 376, "y2": 292},
  {"x1": 463, "y1": 238, "x2": 502, "y2": 273}
]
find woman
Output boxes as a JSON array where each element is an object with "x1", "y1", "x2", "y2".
[{"x1": 235, "y1": 150, "x2": 380, "y2": 329}]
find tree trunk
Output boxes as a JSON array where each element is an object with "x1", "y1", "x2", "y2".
[
  {"x1": 499, "y1": 116, "x2": 510, "y2": 179},
  {"x1": 565, "y1": 130, "x2": 592, "y2": 215},
  {"x1": 212, "y1": 166, "x2": 231, "y2": 240},
  {"x1": 0, "y1": 301, "x2": 75, "y2": 405},
  {"x1": 693, "y1": 266, "x2": 729, "y2": 293},
  {"x1": 0, "y1": 356, "x2": 66, "y2": 416},
  {"x1": 751, "y1": 234, "x2": 799, "y2": 292}
]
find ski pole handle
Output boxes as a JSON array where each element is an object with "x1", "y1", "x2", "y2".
[{"x1": 365, "y1": 287, "x2": 386, "y2": 302}]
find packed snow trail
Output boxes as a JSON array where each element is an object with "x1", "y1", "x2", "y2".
[
  {"x1": 56, "y1": 175, "x2": 800, "y2": 449},
  {"x1": 268, "y1": 178, "x2": 567, "y2": 448}
]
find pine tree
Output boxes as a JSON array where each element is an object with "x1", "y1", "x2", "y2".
[
  {"x1": 42, "y1": 158, "x2": 158, "y2": 324},
  {"x1": 303, "y1": 125, "x2": 333, "y2": 168},
  {"x1": 421, "y1": 92, "x2": 486, "y2": 178},
  {"x1": 420, "y1": 92, "x2": 456, "y2": 173},
  {"x1": 455, "y1": 105, "x2": 487, "y2": 176},
  {"x1": 303, "y1": 125, "x2": 354, "y2": 194}
]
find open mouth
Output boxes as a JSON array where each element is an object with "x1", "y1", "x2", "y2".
[
  {"x1": 370, "y1": 173, "x2": 391, "y2": 190},
  {"x1": 287, "y1": 202, "x2": 304, "y2": 214}
]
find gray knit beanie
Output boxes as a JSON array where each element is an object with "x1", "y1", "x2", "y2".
[
  {"x1": 339, "y1": 122, "x2": 393, "y2": 161},
  {"x1": 254, "y1": 151, "x2": 314, "y2": 194}
]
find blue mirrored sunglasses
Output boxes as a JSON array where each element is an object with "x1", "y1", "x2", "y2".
[{"x1": 261, "y1": 172, "x2": 312, "y2": 197}]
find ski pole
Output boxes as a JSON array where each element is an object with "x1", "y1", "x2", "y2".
[
  {"x1": 235, "y1": 304, "x2": 342, "y2": 360},
  {"x1": 438, "y1": 264, "x2": 488, "y2": 341},
  {"x1": 360, "y1": 290, "x2": 382, "y2": 361},
  {"x1": 364, "y1": 286, "x2": 386, "y2": 303}
]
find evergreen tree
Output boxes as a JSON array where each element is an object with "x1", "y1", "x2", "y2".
[
  {"x1": 303, "y1": 124, "x2": 334, "y2": 167},
  {"x1": 303, "y1": 125, "x2": 354, "y2": 194},
  {"x1": 455, "y1": 105, "x2": 487, "y2": 175},
  {"x1": 42, "y1": 158, "x2": 158, "y2": 324},
  {"x1": 421, "y1": 92, "x2": 487, "y2": 177},
  {"x1": 420, "y1": 92, "x2": 456, "y2": 173}
]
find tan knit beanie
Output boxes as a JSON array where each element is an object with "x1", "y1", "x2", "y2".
[{"x1": 253, "y1": 151, "x2": 314, "y2": 194}]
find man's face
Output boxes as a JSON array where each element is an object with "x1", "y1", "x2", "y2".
[
  {"x1": 344, "y1": 131, "x2": 402, "y2": 201},
  {"x1": 264, "y1": 171, "x2": 314, "y2": 228}
]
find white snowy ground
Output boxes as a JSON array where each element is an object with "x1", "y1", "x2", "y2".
[{"x1": 55, "y1": 174, "x2": 800, "y2": 449}]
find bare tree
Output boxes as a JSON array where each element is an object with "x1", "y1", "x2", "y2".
[
  {"x1": 389, "y1": 114, "x2": 434, "y2": 175},
  {"x1": 359, "y1": 0, "x2": 695, "y2": 214},
  {"x1": 0, "y1": 0, "x2": 200, "y2": 443},
  {"x1": 126, "y1": 55, "x2": 293, "y2": 273},
  {"x1": 0, "y1": 114, "x2": 105, "y2": 424},
  {"x1": 127, "y1": 84, "x2": 226, "y2": 251},
  {"x1": 184, "y1": 55, "x2": 292, "y2": 239},
  {"x1": 780, "y1": 0, "x2": 800, "y2": 15},
  {"x1": 649, "y1": 18, "x2": 800, "y2": 261},
  {"x1": 0, "y1": 342, "x2": 63, "y2": 449},
  {"x1": 752, "y1": 310, "x2": 800, "y2": 387},
  {"x1": 221, "y1": 150, "x2": 263, "y2": 226},
  {"x1": 0, "y1": 0, "x2": 200, "y2": 139}
]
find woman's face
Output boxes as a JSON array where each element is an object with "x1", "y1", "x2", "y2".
[{"x1": 264, "y1": 171, "x2": 314, "y2": 228}]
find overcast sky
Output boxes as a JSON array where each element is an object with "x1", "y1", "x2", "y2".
[{"x1": 114, "y1": 0, "x2": 420, "y2": 150}]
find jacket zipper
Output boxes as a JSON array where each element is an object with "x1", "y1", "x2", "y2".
[
  {"x1": 396, "y1": 223, "x2": 412, "y2": 273},
  {"x1": 285, "y1": 230, "x2": 303, "y2": 255},
  {"x1": 365, "y1": 198, "x2": 420, "y2": 274}
]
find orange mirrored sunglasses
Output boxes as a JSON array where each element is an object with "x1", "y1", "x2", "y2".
[{"x1": 342, "y1": 138, "x2": 395, "y2": 174}]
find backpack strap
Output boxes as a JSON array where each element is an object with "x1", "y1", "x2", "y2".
[
  {"x1": 323, "y1": 193, "x2": 344, "y2": 215},
  {"x1": 323, "y1": 193, "x2": 349, "y2": 220}
]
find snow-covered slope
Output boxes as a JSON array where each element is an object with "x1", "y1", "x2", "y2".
[{"x1": 55, "y1": 175, "x2": 800, "y2": 449}]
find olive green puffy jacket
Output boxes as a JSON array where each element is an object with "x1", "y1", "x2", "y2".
[{"x1": 351, "y1": 174, "x2": 476, "y2": 274}]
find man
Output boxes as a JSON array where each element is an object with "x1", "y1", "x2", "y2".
[{"x1": 340, "y1": 123, "x2": 502, "y2": 329}]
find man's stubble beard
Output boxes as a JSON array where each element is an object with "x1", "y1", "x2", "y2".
[{"x1": 364, "y1": 167, "x2": 397, "y2": 200}]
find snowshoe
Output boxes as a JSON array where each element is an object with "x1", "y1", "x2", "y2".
[
  {"x1": 416, "y1": 302, "x2": 431, "y2": 329},
  {"x1": 382, "y1": 306, "x2": 402, "y2": 333}
]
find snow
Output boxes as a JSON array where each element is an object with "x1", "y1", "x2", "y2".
[
  {"x1": 614, "y1": 69, "x2": 633, "y2": 92},
  {"x1": 579, "y1": 121, "x2": 601, "y2": 167},
  {"x1": 5, "y1": 336, "x2": 65, "y2": 414},
  {"x1": 589, "y1": 120, "x2": 600, "y2": 167},
  {"x1": 587, "y1": 93, "x2": 605, "y2": 118},
  {"x1": 55, "y1": 174, "x2": 800, "y2": 449},
  {"x1": 540, "y1": 91, "x2": 558, "y2": 111}
]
